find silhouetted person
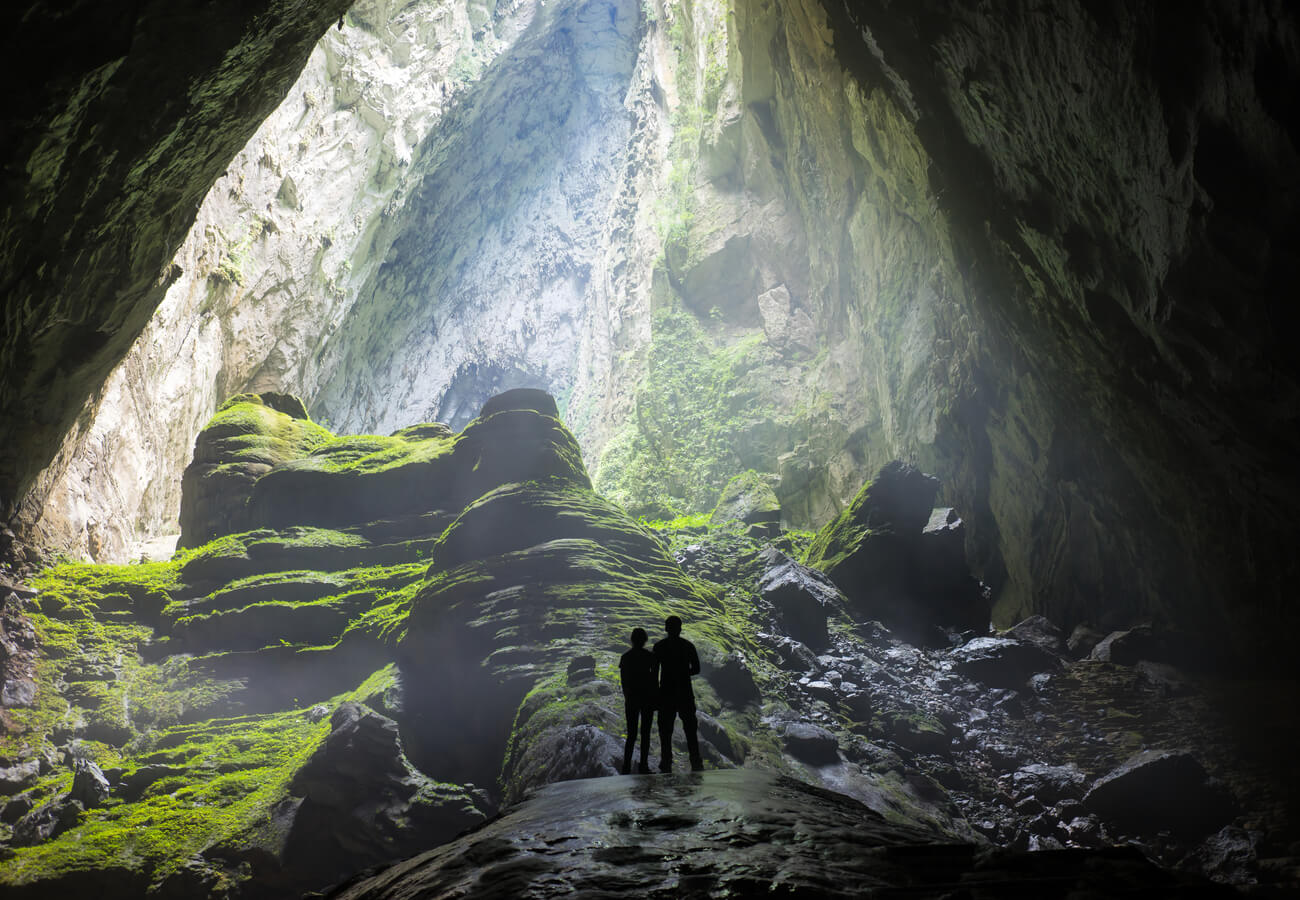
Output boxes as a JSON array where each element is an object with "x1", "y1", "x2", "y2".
[
  {"x1": 653, "y1": 615, "x2": 703, "y2": 772},
  {"x1": 619, "y1": 627, "x2": 656, "y2": 774}
]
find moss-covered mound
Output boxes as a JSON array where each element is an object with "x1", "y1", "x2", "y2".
[
  {"x1": 181, "y1": 392, "x2": 588, "y2": 546},
  {"x1": 399, "y1": 475, "x2": 765, "y2": 802},
  {"x1": 0, "y1": 392, "x2": 610, "y2": 897},
  {"x1": 710, "y1": 469, "x2": 781, "y2": 530}
]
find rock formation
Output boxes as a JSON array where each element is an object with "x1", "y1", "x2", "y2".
[{"x1": 2, "y1": 391, "x2": 1293, "y2": 895}]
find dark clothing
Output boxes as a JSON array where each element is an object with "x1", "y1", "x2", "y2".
[
  {"x1": 653, "y1": 634, "x2": 702, "y2": 770},
  {"x1": 653, "y1": 634, "x2": 700, "y2": 698},
  {"x1": 619, "y1": 647, "x2": 657, "y2": 773},
  {"x1": 619, "y1": 647, "x2": 657, "y2": 703}
]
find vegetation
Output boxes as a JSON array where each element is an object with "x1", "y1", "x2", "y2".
[{"x1": 593, "y1": 308, "x2": 780, "y2": 517}]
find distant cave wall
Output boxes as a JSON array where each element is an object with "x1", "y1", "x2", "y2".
[
  {"x1": 0, "y1": 0, "x2": 352, "y2": 540},
  {"x1": 307, "y1": 0, "x2": 643, "y2": 437},
  {"x1": 811, "y1": 0, "x2": 1300, "y2": 651}
]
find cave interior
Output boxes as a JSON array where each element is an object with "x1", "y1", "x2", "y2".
[{"x1": 1, "y1": 0, "x2": 1298, "y2": 896}]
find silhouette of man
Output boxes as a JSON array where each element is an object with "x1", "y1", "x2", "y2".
[
  {"x1": 618, "y1": 627, "x2": 656, "y2": 774},
  {"x1": 653, "y1": 615, "x2": 703, "y2": 772}
]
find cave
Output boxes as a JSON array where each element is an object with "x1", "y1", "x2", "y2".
[{"x1": 1, "y1": 0, "x2": 1297, "y2": 896}]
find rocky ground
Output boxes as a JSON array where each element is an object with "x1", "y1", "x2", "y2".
[{"x1": 0, "y1": 391, "x2": 1296, "y2": 897}]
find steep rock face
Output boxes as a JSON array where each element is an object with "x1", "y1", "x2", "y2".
[
  {"x1": 1, "y1": 0, "x2": 351, "y2": 540},
  {"x1": 24, "y1": 0, "x2": 538, "y2": 562},
  {"x1": 812, "y1": 1, "x2": 1300, "y2": 653},
  {"x1": 309, "y1": 0, "x2": 644, "y2": 438}
]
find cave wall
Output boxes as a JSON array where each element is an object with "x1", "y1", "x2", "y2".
[
  {"x1": 5, "y1": 0, "x2": 1298, "y2": 663},
  {"x1": 22, "y1": 0, "x2": 540, "y2": 561},
  {"x1": 812, "y1": 0, "x2": 1300, "y2": 651},
  {"x1": 0, "y1": 0, "x2": 352, "y2": 548}
]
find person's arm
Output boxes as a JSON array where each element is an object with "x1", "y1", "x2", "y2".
[{"x1": 688, "y1": 641, "x2": 701, "y2": 677}]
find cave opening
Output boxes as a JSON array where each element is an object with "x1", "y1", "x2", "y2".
[{"x1": 2, "y1": 0, "x2": 1298, "y2": 897}]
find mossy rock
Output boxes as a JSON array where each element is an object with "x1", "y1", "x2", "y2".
[
  {"x1": 710, "y1": 469, "x2": 781, "y2": 528},
  {"x1": 804, "y1": 461, "x2": 986, "y2": 640},
  {"x1": 179, "y1": 395, "x2": 332, "y2": 547}
]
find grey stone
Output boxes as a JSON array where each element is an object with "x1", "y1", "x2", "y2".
[
  {"x1": 0, "y1": 758, "x2": 40, "y2": 795},
  {"x1": 1, "y1": 677, "x2": 37, "y2": 708},
  {"x1": 11, "y1": 797, "x2": 84, "y2": 846},
  {"x1": 69, "y1": 758, "x2": 110, "y2": 809},
  {"x1": 1084, "y1": 749, "x2": 1238, "y2": 836},
  {"x1": 948, "y1": 637, "x2": 1060, "y2": 688},
  {"x1": 782, "y1": 723, "x2": 840, "y2": 765}
]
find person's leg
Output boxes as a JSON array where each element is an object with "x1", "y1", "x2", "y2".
[
  {"x1": 637, "y1": 705, "x2": 654, "y2": 772},
  {"x1": 623, "y1": 703, "x2": 637, "y2": 774},
  {"x1": 681, "y1": 702, "x2": 702, "y2": 770},
  {"x1": 658, "y1": 702, "x2": 675, "y2": 772}
]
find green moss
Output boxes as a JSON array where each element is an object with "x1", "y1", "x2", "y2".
[
  {"x1": 804, "y1": 476, "x2": 875, "y2": 572},
  {"x1": 639, "y1": 511, "x2": 712, "y2": 531},
  {"x1": 593, "y1": 309, "x2": 783, "y2": 517},
  {"x1": 1, "y1": 709, "x2": 331, "y2": 888}
]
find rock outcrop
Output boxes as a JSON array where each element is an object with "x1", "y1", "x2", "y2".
[
  {"x1": 806, "y1": 461, "x2": 989, "y2": 641},
  {"x1": 326, "y1": 770, "x2": 1233, "y2": 899}
]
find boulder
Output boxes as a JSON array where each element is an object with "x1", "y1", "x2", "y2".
[
  {"x1": 782, "y1": 723, "x2": 840, "y2": 765},
  {"x1": 1090, "y1": 625, "x2": 1173, "y2": 665},
  {"x1": 1083, "y1": 749, "x2": 1238, "y2": 836},
  {"x1": 805, "y1": 462, "x2": 988, "y2": 640},
  {"x1": 711, "y1": 470, "x2": 781, "y2": 529},
  {"x1": 704, "y1": 653, "x2": 761, "y2": 707},
  {"x1": 757, "y1": 285, "x2": 817, "y2": 357},
  {"x1": 69, "y1": 758, "x2": 110, "y2": 809},
  {"x1": 11, "y1": 797, "x2": 84, "y2": 846},
  {"x1": 1011, "y1": 763, "x2": 1087, "y2": 805},
  {"x1": 1066, "y1": 624, "x2": 1105, "y2": 658},
  {"x1": 757, "y1": 553, "x2": 840, "y2": 650},
  {"x1": 281, "y1": 702, "x2": 488, "y2": 886},
  {"x1": 1, "y1": 676, "x2": 37, "y2": 707},
  {"x1": 0, "y1": 758, "x2": 40, "y2": 795},
  {"x1": 883, "y1": 711, "x2": 950, "y2": 756},
  {"x1": 948, "y1": 637, "x2": 1060, "y2": 688},
  {"x1": 1001, "y1": 615, "x2": 1065, "y2": 654}
]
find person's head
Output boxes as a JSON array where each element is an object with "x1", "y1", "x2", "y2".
[
  {"x1": 630, "y1": 627, "x2": 648, "y2": 647},
  {"x1": 664, "y1": 615, "x2": 683, "y2": 636}
]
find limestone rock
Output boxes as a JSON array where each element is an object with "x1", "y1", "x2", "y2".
[
  {"x1": 710, "y1": 471, "x2": 781, "y2": 529},
  {"x1": 280, "y1": 702, "x2": 487, "y2": 887},
  {"x1": 1, "y1": 677, "x2": 36, "y2": 708},
  {"x1": 327, "y1": 770, "x2": 1231, "y2": 899},
  {"x1": 1002, "y1": 616, "x2": 1066, "y2": 655},
  {"x1": 1084, "y1": 750, "x2": 1238, "y2": 837},
  {"x1": 948, "y1": 637, "x2": 1061, "y2": 689},
  {"x1": 757, "y1": 285, "x2": 817, "y2": 357},
  {"x1": 805, "y1": 462, "x2": 988, "y2": 640},
  {"x1": 69, "y1": 758, "x2": 111, "y2": 809},
  {"x1": 0, "y1": 759, "x2": 40, "y2": 796},
  {"x1": 782, "y1": 723, "x2": 840, "y2": 765},
  {"x1": 178, "y1": 394, "x2": 331, "y2": 547},
  {"x1": 757, "y1": 551, "x2": 841, "y2": 650},
  {"x1": 1067, "y1": 624, "x2": 1106, "y2": 659},
  {"x1": 11, "y1": 797, "x2": 84, "y2": 847},
  {"x1": 1089, "y1": 625, "x2": 1176, "y2": 666}
]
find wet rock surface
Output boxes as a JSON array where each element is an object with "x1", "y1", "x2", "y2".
[{"x1": 327, "y1": 769, "x2": 1232, "y2": 899}]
